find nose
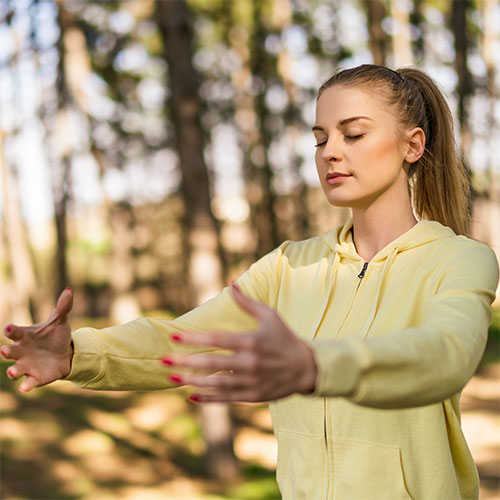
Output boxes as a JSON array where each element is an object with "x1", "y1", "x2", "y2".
[{"x1": 321, "y1": 136, "x2": 342, "y2": 163}]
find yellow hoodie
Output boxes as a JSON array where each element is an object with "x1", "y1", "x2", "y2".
[{"x1": 67, "y1": 219, "x2": 499, "y2": 500}]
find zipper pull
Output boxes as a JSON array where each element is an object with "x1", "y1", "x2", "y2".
[{"x1": 358, "y1": 262, "x2": 368, "y2": 279}]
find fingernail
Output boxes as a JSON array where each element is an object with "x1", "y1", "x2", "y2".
[
  {"x1": 64, "y1": 287, "x2": 73, "y2": 292},
  {"x1": 6, "y1": 325, "x2": 12, "y2": 332},
  {"x1": 7, "y1": 368, "x2": 14, "y2": 378},
  {"x1": 161, "y1": 357, "x2": 174, "y2": 366},
  {"x1": 172, "y1": 334, "x2": 182, "y2": 342},
  {"x1": 170, "y1": 374, "x2": 183, "y2": 384},
  {"x1": 0, "y1": 347, "x2": 6, "y2": 357},
  {"x1": 188, "y1": 394, "x2": 200, "y2": 403}
]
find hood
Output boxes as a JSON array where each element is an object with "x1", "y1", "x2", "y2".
[
  {"x1": 322, "y1": 217, "x2": 456, "y2": 264},
  {"x1": 308, "y1": 218, "x2": 456, "y2": 341}
]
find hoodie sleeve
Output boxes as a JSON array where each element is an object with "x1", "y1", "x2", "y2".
[
  {"x1": 65, "y1": 242, "x2": 286, "y2": 391},
  {"x1": 307, "y1": 241, "x2": 499, "y2": 409}
]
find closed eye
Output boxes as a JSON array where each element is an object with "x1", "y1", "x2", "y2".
[{"x1": 315, "y1": 134, "x2": 364, "y2": 147}]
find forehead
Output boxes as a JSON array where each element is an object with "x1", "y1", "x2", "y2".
[{"x1": 315, "y1": 85, "x2": 392, "y2": 124}]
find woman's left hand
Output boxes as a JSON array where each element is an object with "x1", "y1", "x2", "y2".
[{"x1": 161, "y1": 283, "x2": 318, "y2": 403}]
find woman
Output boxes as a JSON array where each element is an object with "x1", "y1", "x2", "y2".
[{"x1": 3, "y1": 65, "x2": 498, "y2": 499}]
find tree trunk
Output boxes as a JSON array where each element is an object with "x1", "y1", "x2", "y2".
[
  {"x1": 363, "y1": 0, "x2": 389, "y2": 66},
  {"x1": 390, "y1": 0, "x2": 413, "y2": 66},
  {"x1": 275, "y1": 0, "x2": 310, "y2": 241},
  {"x1": 56, "y1": 1, "x2": 142, "y2": 322},
  {"x1": 410, "y1": 0, "x2": 425, "y2": 64},
  {"x1": 50, "y1": 0, "x2": 76, "y2": 295},
  {"x1": 250, "y1": 0, "x2": 280, "y2": 256},
  {"x1": 156, "y1": 0, "x2": 239, "y2": 482},
  {"x1": 450, "y1": 0, "x2": 474, "y2": 225},
  {"x1": 471, "y1": 0, "x2": 500, "y2": 278},
  {"x1": 0, "y1": 130, "x2": 37, "y2": 325},
  {"x1": 450, "y1": 0, "x2": 473, "y2": 156}
]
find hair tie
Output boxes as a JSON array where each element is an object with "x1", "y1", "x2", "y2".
[{"x1": 390, "y1": 69, "x2": 405, "y2": 82}]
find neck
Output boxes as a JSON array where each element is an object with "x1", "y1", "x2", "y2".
[{"x1": 351, "y1": 201, "x2": 417, "y2": 262}]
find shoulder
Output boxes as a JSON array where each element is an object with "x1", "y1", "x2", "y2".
[
  {"x1": 430, "y1": 231, "x2": 499, "y2": 293},
  {"x1": 435, "y1": 231, "x2": 497, "y2": 265},
  {"x1": 274, "y1": 233, "x2": 333, "y2": 264}
]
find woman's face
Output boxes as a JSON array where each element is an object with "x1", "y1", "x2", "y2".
[{"x1": 313, "y1": 85, "x2": 410, "y2": 211}]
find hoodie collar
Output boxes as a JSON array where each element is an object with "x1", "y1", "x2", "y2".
[
  {"x1": 322, "y1": 217, "x2": 456, "y2": 263},
  {"x1": 308, "y1": 218, "x2": 457, "y2": 340}
]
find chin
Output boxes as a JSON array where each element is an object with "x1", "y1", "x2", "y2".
[{"x1": 323, "y1": 191, "x2": 357, "y2": 208}]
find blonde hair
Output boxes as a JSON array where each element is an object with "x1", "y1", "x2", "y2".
[{"x1": 318, "y1": 65, "x2": 471, "y2": 235}]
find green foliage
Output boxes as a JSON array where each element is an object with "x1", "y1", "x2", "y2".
[{"x1": 482, "y1": 306, "x2": 500, "y2": 365}]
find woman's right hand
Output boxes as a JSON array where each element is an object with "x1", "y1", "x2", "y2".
[{"x1": 1, "y1": 287, "x2": 74, "y2": 392}]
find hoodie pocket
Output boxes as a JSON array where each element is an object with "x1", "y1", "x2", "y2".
[
  {"x1": 276, "y1": 430, "x2": 328, "y2": 500},
  {"x1": 333, "y1": 439, "x2": 412, "y2": 500}
]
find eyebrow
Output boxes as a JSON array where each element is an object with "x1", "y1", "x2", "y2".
[{"x1": 312, "y1": 116, "x2": 373, "y2": 131}]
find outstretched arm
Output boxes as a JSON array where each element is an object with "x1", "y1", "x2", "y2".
[
  {"x1": 162, "y1": 282, "x2": 318, "y2": 403},
  {"x1": 2, "y1": 288, "x2": 74, "y2": 392}
]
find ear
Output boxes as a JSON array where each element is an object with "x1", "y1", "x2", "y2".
[{"x1": 404, "y1": 127, "x2": 425, "y2": 164}]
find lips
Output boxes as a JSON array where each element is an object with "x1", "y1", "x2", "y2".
[{"x1": 326, "y1": 172, "x2": 351, "y2": 180}]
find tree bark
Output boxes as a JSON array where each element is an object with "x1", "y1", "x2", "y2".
[
  {"x1": 50, "y1": 0, "x2": 77, "y2": 295},
  {"x1": 156, "y1": 0, "x2": 238, "y2": 482},
  {"x1": 390, "y1": 0, "x2": 413, "y2": 66},
  {"x1": 450, "y1": 0, "x2": 474, "y2": 224},
  {"x1": 0, "y1": 130, "x2": 37, "y2": 325},
  {"x1": 363, "y1": 0, "x2": 389, "y2": 66},
  {"x1": 450, "y1": 0, "x2": 473, "y2": 154}
]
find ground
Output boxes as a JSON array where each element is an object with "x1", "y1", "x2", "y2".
[{"x1": 0, "y1": 334, "x2": 498, "y2": 500}]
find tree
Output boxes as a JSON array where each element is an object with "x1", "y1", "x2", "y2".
[
  {"x1": 363, "y1": 0, "x2": 389, "y2": 66},
  {"x1": 156, "y1": 0, "x2": 238, "y2": 482}
]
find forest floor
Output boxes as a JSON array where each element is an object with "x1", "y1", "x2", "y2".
[{"x1": 0, "y1": 319, "x2": 499, "y2": 500}]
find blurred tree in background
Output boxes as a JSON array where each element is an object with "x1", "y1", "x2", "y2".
[{"x1": 1, "y1": 0, "x2": 499, "y2": 498}]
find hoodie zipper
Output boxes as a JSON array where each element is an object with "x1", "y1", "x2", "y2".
[
  {"x1": 333, "y1": 262, "x2": 369, "y2": 341},
  {"x1": 358, "y1": 261, "x2": 368, "y2": 279},
  {"x1": 325, "y1": 261, "x2": 368, "y2": 498}
]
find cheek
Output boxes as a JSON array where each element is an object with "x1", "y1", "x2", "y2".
[{"x1": 356, "y1": 136, "x2": 402, "y2": 174}]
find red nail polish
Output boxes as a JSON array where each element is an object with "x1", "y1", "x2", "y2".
[
  {"x1": 6, "y1": 326, "x2": 12, "y2": 332},
  {"x1": 7, "y1": 368, "x2": 14, "y2": 378},
  {"x1": 170, "y1": 374, "x2": 182, "y2": 383},
  {"x1": 161, "y1": 357, "x2": 174, "y2": 366},
  {"x1": 172, "y1": 334, "x2": 182, "y2": 342},
  {"x1": 64, "y1": 287, "x2": 73, "y2": 291},
  {"x1": 189, "y1": 394, "x2": 200, "y2": 403}
]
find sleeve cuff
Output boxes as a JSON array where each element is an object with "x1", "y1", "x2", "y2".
[
  {"x1": 63, "y1": 327, "x2": 104, "y2": 387},
  {"x1": 304, "y1": 336, "x2": 372, "y2": 398}
]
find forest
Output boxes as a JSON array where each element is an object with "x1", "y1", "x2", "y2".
[{"x1": 0, "y1": 0, "x2": 499, "y2": 499}]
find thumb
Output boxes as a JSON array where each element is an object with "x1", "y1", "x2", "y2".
[
  {"x1": 55, "y1": 287, "x2": 74, "y2": 320},
  {"x1": 230, "y1": 283, "x2": 268, "y2": 321},
  {"x1": 19, "y1": 375, "x2": 38, "y2": 392}
]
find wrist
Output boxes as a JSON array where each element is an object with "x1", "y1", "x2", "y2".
[
  {"x1": 61, "y1": 340, "x2": 74, "y2": 379},
  {"x1": 297, "y1": 341, "x2": 318, "y2": 395}
]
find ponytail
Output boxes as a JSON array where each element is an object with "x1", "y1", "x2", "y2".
[
  {"x1": 318, "y1": 65, "x2": 471, "y2": 235},
  {"x1": 398, "y1": 68, "x2": 471, "y2": 236}
]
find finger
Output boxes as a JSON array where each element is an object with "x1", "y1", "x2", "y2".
[
  {"x1": 55, "y1": 287, "x2": 73, "y2": 320},
  {"x1": 4, "y1": 325, "x2": 25, "y2": 342},
  {"x1": 171, "y1": 330, "x2": 257, "y2": 351},
  {"x1": 170, "y1": 372, "x2": 255, "y2": 389},
  {"x1": 230, "y1": 283, "x2": 270, "y2": 321},
  {"x1": 189, "y1": 388, "x2": 262, "y2": 404},
  {"x1": 33, "y1": 287, "x2": 73, "y2": 334},
  {"x1": 19, "y1": 375, "x2": 38, "y2": 392},
  {"x1": 6, "y1": 363, "x2": 26, "y2": 380},
  {"x1": 0, "y1": 344, "x2": 20, "y2": 360},
  {"x1": 165, "y1": 352, "x2": 243, "y2": 371}
]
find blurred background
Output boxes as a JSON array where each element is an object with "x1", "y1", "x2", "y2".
[{"x1": 0, "y1": 0, "x2": 499, "y2": 499}]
